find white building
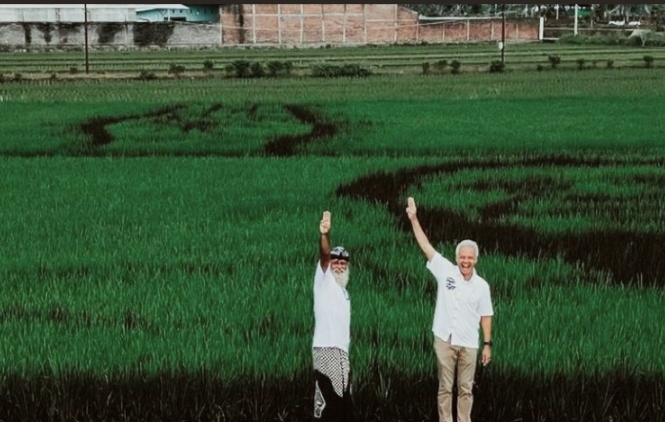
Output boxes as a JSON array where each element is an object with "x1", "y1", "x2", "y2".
[
  {"x1": 0, "y1": 4, "x2": 188, "y2": 23},
  {"x1": 135, "y1": 5, "x2": 189, "y2": 22}
]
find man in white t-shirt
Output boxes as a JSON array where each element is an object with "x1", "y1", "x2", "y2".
[
  {"x1": 312, "y1": 210, "x2": 354, "y2": 422},
  {"x1": 406, "y1": 197, "x2": 493, "y2": 422}
]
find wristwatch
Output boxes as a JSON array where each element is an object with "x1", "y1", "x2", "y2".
[{"x1": 483, "y1": 340, "x2": 493, "y2": 347}]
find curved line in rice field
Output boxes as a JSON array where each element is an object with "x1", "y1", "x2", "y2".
[
  {"x1": 80, "y1": 105, "x2": 188, "y2": 147},
  {"x1": 337, "y1": 155, "x2": 665, "y2": 288},
  {"x1": 263, "y1": 104, "x2": 338, "y2": 156},
  {"x1": 79, "y1": 103, "x2": 337, "y2": 154}
]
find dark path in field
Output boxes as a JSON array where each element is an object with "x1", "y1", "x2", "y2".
[
  {"x1": 337, "y1": 155, "x2": 665, "y2": 288},
  {"x1": 80, "y1": 105, "x2": 187, "y2": 147},
  {"x1": 1, "y1": 367, "x2": 662, "y2": 422},
  {"x1": 79, "y1": 103, "x2": 336, "y2": 155},
  {"x1": 263, "y1": 104, "x2": 338, "y2": 156}
]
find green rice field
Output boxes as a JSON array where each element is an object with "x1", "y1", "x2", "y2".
[{"x1": 0, "y1": 44, "x2": 664, "y2": 421}]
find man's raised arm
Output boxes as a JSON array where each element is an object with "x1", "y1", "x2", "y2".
[
  {"x1": 406, "y1": 197, "x2": 436, "y2": 261},
  {"x1": 319, "y1": 211, "x2": 331, "y2": 271}
]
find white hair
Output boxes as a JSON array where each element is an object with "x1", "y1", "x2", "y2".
[{"x1": 456, "y1": 239, "x2": 479, "y2": 259}]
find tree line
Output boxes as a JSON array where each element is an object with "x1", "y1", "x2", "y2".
[{"x1": 400, "y1": 4, "x2": 665, "y2": 23}]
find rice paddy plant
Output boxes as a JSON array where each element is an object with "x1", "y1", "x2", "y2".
[
  {"x1": 300, "y1": 94, "x2": 665, "y2": 157},
  {"x1": 0, "y1": 156, "x2": 439, "y2": 376},
  {"x1": 0, "y1": 67, "x2": 664, "y2": 104},
  {"x1": 414, "y1": 164, "x2": 665, "y2": 235},
  {"x1": 1, "y1": 70, "x2": 665, "y2": 159},
  {"x1": 493, "y1": 281, "x2": 665, "y2": 374}
]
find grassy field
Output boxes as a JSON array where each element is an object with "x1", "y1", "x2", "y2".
[{"x1": 0, "y1": 45, "x2": 664, "y2": 422}]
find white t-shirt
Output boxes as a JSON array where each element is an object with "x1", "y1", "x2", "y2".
[
  {"x1": 312, "y1": 261, "x2": 351, "y2": 352},
  {"x1": 426, "y1": 252, "x2": 493, "y2": 348}
]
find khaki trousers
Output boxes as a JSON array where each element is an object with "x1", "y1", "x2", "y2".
[{"x1": 433, "y1": 336, "x2": 478, "y2": 422}]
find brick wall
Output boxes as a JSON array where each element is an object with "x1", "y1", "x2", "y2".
[{"x1": 222, "y1": 4, "x2": 540, "y2": 46}]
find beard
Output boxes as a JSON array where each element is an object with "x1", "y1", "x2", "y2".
[{"x1": 333, "y1": 268, "x2": 350, "y2": 289}]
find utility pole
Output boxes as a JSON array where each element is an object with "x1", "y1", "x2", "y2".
[
  {"x1": 501, "y1": 3, "x2": 506, "y2": 64},
  {"x1": 84, "y1": 4, "x2": 89, "y2": 74}
]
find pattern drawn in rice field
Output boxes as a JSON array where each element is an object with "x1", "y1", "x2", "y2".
[
  {"x1": 337, "y1": 155, "x2": 665, "y2": 288},
  {"x1": 5, "y1": 98, "x2": 665, "y2": 421},
  {"x1": 80, "y1": 105, "x2": 187, "y2": 147},
  {"x1": 263, "y1": 104, "x2": 338, "y2": 156},
  {"x1": 77, "y1": 103, "x2": 338, "y2": 156},
  {"x1": 76, "y1": 105, "x2": 665, "y2": 288}
]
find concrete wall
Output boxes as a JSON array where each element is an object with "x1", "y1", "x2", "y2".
[
  {"x1": 0, "y1": 22, "x2": 222, "y2": 49},
  {"x1": 0, "y1": 4, "x2": 540, "y2": 50},
  {"x1": 0, "y1": 5, "x2": 135, "y2": 23}
]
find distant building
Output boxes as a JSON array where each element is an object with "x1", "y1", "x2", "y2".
[
  {"x1": 0, "y1": 4, "x2": 136, "y2": 22},
  {"x1": 135, "y1": 5, "x2": 189, "y2": 22},
  {"x1": 0, "y1": 4, "x2": 220, "y2": 23},
  {"x1": 136, "y1": 4, "x2": 220, "y2": 23}
]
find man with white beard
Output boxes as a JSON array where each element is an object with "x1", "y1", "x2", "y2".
[{"x1": 312, "y1": 210, "x2": 354, "y2": 422}]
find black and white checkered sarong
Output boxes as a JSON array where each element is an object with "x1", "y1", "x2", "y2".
[{"x1": 313, "y1": 347, "x2": 350, "y2": 397}]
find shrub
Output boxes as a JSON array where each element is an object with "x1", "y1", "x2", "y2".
[
  {"x1": 266, "y1": 60, "x2": 282, "y2": 76},
  {"x1": 434, "y1": 59, "x2": 447, "y2": 73},
  {"x1": 558, "y1": 31, "x2": 665, "y2": 48},
  {"x1": 602, "y1": 32, "x2": 627, "y2": 46},
  {"x1": 450, "y1": 59, "x2": 462, "y2": 74},
  {"x1": 421, "y1": 62, "x2": 430, "y2": 74},
  {"x1": 311, "y1": 63, "x2": 371, "y2": 78},
  {"x1": 606, "y1": 59, "x2": 614, "y2": 69},
  {"x1": 168, "y1": 63, "x2": 185, "y2": 76},
  {"x1": 203, "y1": 60, "x2": 214, "y2": 71},
  {"x1": 537, "y1": 64, "x2": 544, "y2": 71},
  {"x1": 341, "y1": 64, "x2": 370, "y2": 77},
  {"x1": 69, "y1": 66, "x2": 78, "y2": 74},
  {"x1": 558, "y1": 34, "x2": 586, "y2": 44},
  {"x1": 137, "y1": 70, "x2": 157, "y2": 81},
  {"x1": 643, "y1": 55, "x2": 654, "y2": 68},
  {"x1": 249, "y1": 62, "x2": 265, "y2": 78},
  {"x1": 265, "y1": 60, "x2": 293, "y2": 77},
  {"x1": 548, "y1": 54, "x2": 561, "y2": 69},
  {"x1": 230, "y1": 60, "x2": 251, "y2": 78},
  {"x1": 489, "y1": 60, "x2": 505, "y2": 73},
  {"x1": 576, "y1": 58, "x2": 585, "y2": 70}
]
